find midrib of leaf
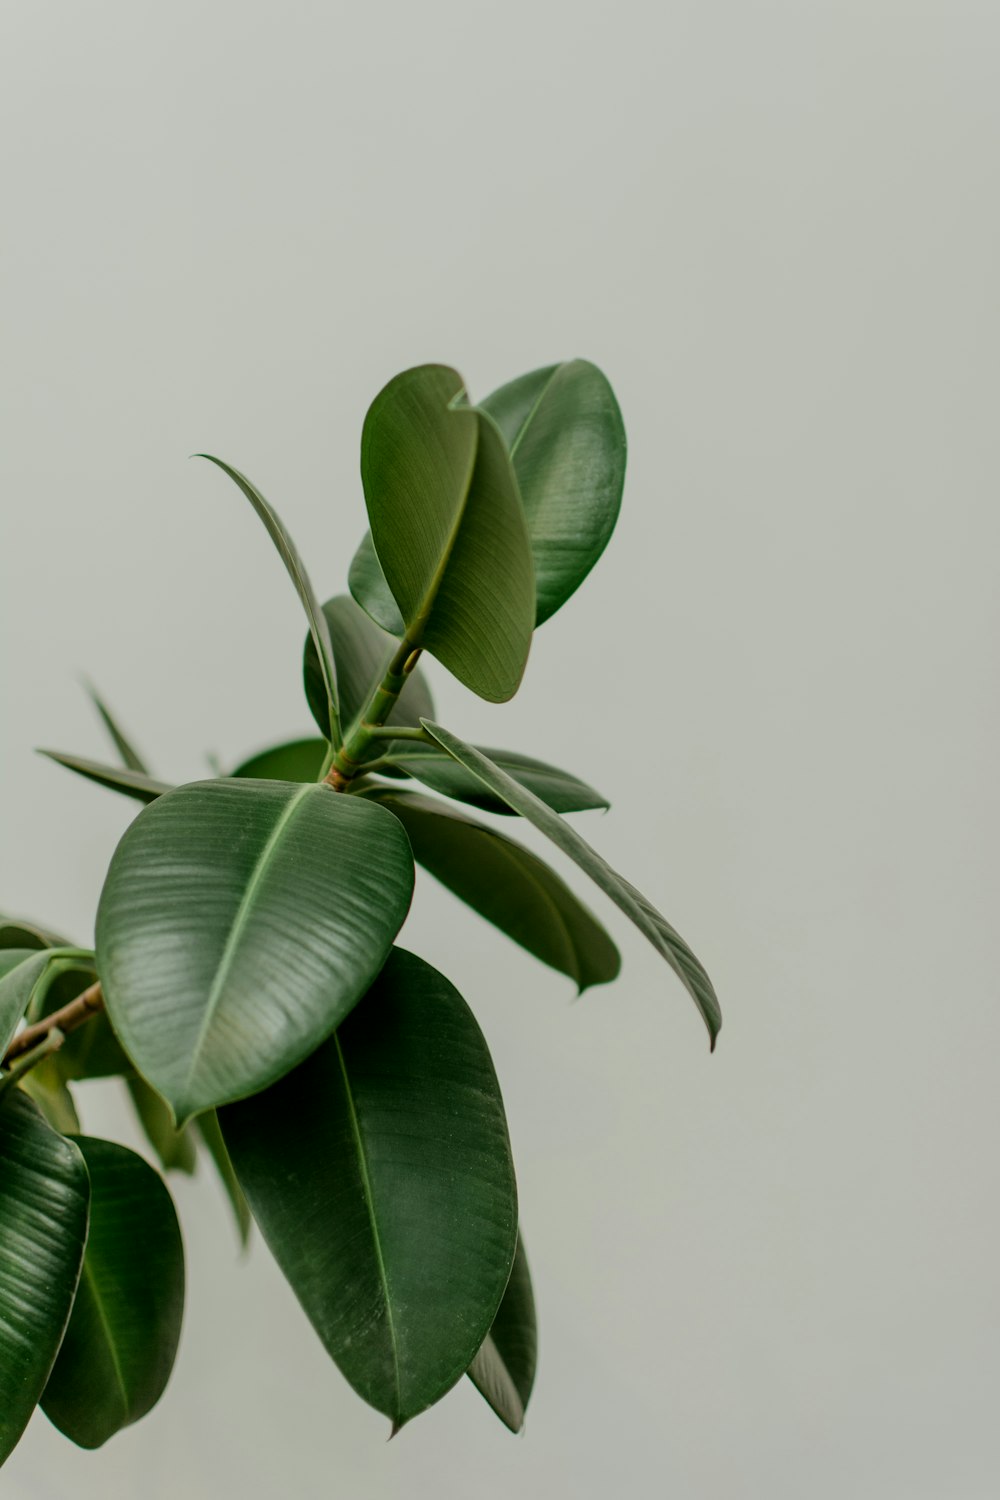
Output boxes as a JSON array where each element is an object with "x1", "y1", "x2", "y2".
[
  {"x1": 408, "y1": 407, "x2": 478, "y2": 640},
  {"x1": 180, "y1": 784, "x2": 314, "y2": 1100},
  {"x1": 81, "y1": 1257, "x2": 129, "y2": 1419},
  {"x1": 333, "y1": 1033, "x2": 401, "y2": 1421},
  {"x1": 507, "y1": 365, "x2": 561, "y2": 462}
]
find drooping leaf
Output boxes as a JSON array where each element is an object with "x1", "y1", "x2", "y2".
[
  {"x1": 468, "y1": 1234, "x2": 537, "y2": 1432},
  {"x1": 359, "y1": 366, "x2": 534, "y2": 702},
  {"x1": 96, "y1": 779, "x2": 414, "y2": 1125},
  {"x1": 0, "y1": 1092, "x2": 89, "y2": 1467},
  {"x1": 371, "y1": 792, "x2": 619, "y2": 992},
  {"x1": 37, "y1": 751, "x2": 171, "y2": 805},
  {"x1": 231, "y1": 738, "x2": 327, "y2": 783},
  {"x1": 126, "y1": 1076, "x2": 196, "y2": 1174},
  {"x1": 481, "y1": 360, "x2": 626, "y2": 624},
  {"x1": 420, "y1": 722, "x2": 721, "y2": 1047},
  {"x1": 380, "y1": 743, "x2": 608, "y2": 816},
  {"x1": 84, "y1": 684, "x2": 149, "y2": 773},
  {"x1": 304, "y1": 594, "x2": 435, "y2": 742},
  {"x1": 41, "y1": 1137, "x2": 185, "y2": 1449},
  {"x1": 195, "y1": 1110, "x2": 252, "y2": 1248},
  {"x1": 348, "y1": 531, "x2": 406, "y2": 636},
  {"x1": 0, "y1": 948, "x2": 95, "y2": 1061},
  {"x1": 196, "y1": 455, "x2": 340, "y2": 744},
  {"x1": 19, "y1": 1058, "x2": 81, "y2": 1135},
  {"x1": 220, "y1": 948, "x2": 517, "y2": 1431}
]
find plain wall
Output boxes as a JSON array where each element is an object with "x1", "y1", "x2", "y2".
[{"x1": 2, "y1": 3, "x2": 998, "y2": 1496}]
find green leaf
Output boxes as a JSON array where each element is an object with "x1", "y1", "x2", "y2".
[
  {"x1": 37, "y1": 750, "x2": 171, "y2": 804},
  {"x1": 0, "y1": 1092, "x2": 89, "y2": 1467},
  {"x1": 0, "y1": 948, "x2": 94, "y2": 1060},
  {"x1": 359, "y1": 366, "x2": 534, "y2": 702},
  {"x1": 372, "y1": 792, "x2": 619, "y2": 992},
  {"x1": 41, "y1": 1137, "x2": 185, "y2": 1449},
  {"x1": 468, "y1": 1234, "x2": 537, "y2": 1432},
  {"x1": 481, "y1": 361, "x2": 626, "y2": 624},
  {"x1": 126, "y1": 1076, "x2": 197, "y2": 1174},
  {"x1": 348, "y1": 531, "x2": 406, "y2": 637},
  {"x1": 420, "y1": 722, "x2": 721, "y2": 1047},
  {"x1": 196, "y1": 455, "x2": 341, "y2": 744},
  {"x1": 381, "y1": 743, "x2": 608, "y2": 816},
  {"x1": 96, "y1": 779, "x2": 415, "y2": 1125},
  {"x1": 19, "y1": 1059, "x2": 81, "y2": 1135},
  {"x1": 195, "y1": 1110, "x2": 252, "y2": 1248},
  {"x1": 304, "y1": 594, "x2": 435, "y2": 742},
  {"x1": 26, "y1": 958, "x2": 131, "y2": 1081},
  {"x1": 84, "y1": 684, "x2": 149, "y2": 773},
  {"x1": 0, "y1": 916, "x2": 67, "y2": 950},
  {"x1": 231, "y1": 738, "x2": 327, "y2": 783},
  {"x1": 221, "y1": 948, "x2": 517, "y2": 1431}
]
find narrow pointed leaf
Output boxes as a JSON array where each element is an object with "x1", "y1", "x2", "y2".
[
  {"x1": 41, "y1": 1137, "x2": 185, "y2": 1449},
  {"x1": 221, "y1": 948, "x2": 517, "y2": 1430},
  {"x1": 348, "y1": 531, "x2": 406, "y2": 636},
  {"x1": 372, "y1": 792, "x2": 619, "y2": 992},
  {"x1": 468, "y1": 1234, "x2": 537, "y2": 1432},
  {"x1": 195, "y1": 1110, "x2": 252, "y2": 1248},
  {"x1": 196, "y1": 455, "x2": 340, "y2": 743},
  {"x1": 0, "y1": 1092, "x2": 89, "y2": 1467},
  {"x1": 360, "y1": 366, "x2": 534, "y2": 701},
  {"x1": 96, "y1": 779, "x2": 414, "y2": 1124},
  {"x1": 481, "y1": 360, "x2": 626, "y2": 624},
  {"x1": 126, "y1": 1076, "x2": 196, "y2": 1174},
  {"x1": 304, "y1": 594, "x2": 435, "y2": 742},
  {"x1": 381, "y1": 743, "x2": 608, "y2": 816},
  {"x1": 84, "y1": 685, "x2": 149, "y2": 773},
  {"x1": 421, "y1": 722, "x2": 721, "y2": 1047},
  {"x1": 38, "y1": 750, "x2": 171, "y2": 804},
  {"x1": 231, "y1": 738, "x2": 327, "y2": 783}
]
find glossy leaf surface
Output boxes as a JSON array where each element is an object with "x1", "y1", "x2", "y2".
[
  {"x1": 381, "y1": 743, "x2": 608, "y2": 816},
  {"x1": 468, "y1": 1234, "x2": 537, "y2": 1432},
  {"x1": 304, "y1": 594, "x2": 435, "y2": 742},
  {"x1": 348, "y1": 531, "x2": 405, "y2": 636},
  {"x1": 195, "y1": 1110, "x2": 252, "y2": 1247},
  {"x1": 37, "y1": 751, "x2": 170, "y2": 805},
  {"x1": 97, "y1": 779, "x2": 414, "y2": 1124},
  {"x1": 41, "y1": 1137, "x2": 185, "y2": 1449},
  {"x1": 421, "y1": 722, "x2": 721, "y2": 1047},
  {"x1": 197, "y1": 455, "x2": 340, "y2": 742},
  {"x1": 481, "y1": 360, "x2": 626, "y2": 624},
  {"x1": 126, "y1": 1076, "x2": 197, "y2": 1174},
  {"x1": 360, "y1": 366, "x2": 534, "y2": 701},
  {"x1": 221, "y1": 948, "x2": 517, "y2": 1430},
  {"x1": 0, "y1": 1093, "x2": 89, "y2": 1466},
  {"x1": 231, "y1": 738, "x2": 326, "y2": 783},
  {"x1": 374, "y1": 792, "x2": 620, "y2": 992}
]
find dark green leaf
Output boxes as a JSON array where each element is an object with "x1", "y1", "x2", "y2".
[
  {"x1": 126, "y1": 1076, "x2": 196, "y2": 1174},
  {"x1": 195, "y1": 1110, "x2": 252, "y2": 1248},
  {"x1": 41, "y1": 1137, "x2": 185, "y2": 1449},
  {"x1": 468, "y1": 1234, "x2": 537, "y2": 1432},
  {"x1": 84, "y1": 684, "x2": 149, "y2": 773},
  {"x1": 481, "y1": 361, "x2": 626, "y2": 624},
  {"x1": 96, "y1": 779, "x2": 415, "y2": 1125},
  {"x1": 0, "y1": 1092, "x2": 89, "y2": 1467},
  {"x1": 37, "y1": 750, "x2": 171, "y2": 805},
  {"x1": 420, "y1": 722, "x2": 721, "y2": 1047},
  {"x1": 348, "y1": 531, "x2": 406, "y2": 637},
  {"x1": 373, "y1": 792, "x2": 619, "y2": 992},
  {"x1": 0, "y1": 916, "x2": 67, "y2": 951},
  {"x1": 196, "y1": 455, "x2": 341, "y2": 743},
  {"x1": 381, "y1": 743, "x2": 608, "y2": 816},
  {"x1": 231, "y1": 738, "x2": 327, "y2": 783},
  {"x1": 304, "y1": 594, "x2": 435, "y2": 742},
  {"x1": 221, "y1": 948, "x2": 517, "y2": 1431},
  {"x1": 359, "y1": 366, "x2": 534, "y2": 702}
]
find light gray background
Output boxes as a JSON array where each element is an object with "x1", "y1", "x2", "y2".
[{"x1": 2, "y1": 2, "x2": 997, "y2": 1496}]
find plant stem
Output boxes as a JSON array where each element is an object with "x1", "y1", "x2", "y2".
[
  {"x1": 0, "y1": 1029, "x2": 66, "y2": 1093},
  {"x1": 3, "y1": 980, "x2": 104, "y2": 1065},
  {"x1": 325, "y1": 639, "x2": 427, "y2": 788}
]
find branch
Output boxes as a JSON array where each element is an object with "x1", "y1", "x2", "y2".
[{"x1": 3, "y1": 980, "x2": 104, "y2": 1065}]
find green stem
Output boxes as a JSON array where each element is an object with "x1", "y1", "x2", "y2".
[{"x1": 326, "y1": 638, "x2": 424, "y2": 787}]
